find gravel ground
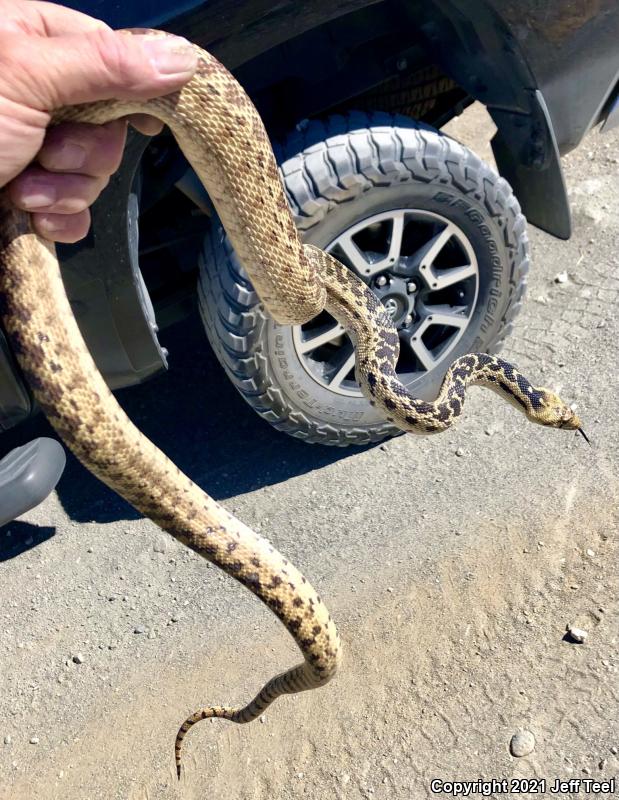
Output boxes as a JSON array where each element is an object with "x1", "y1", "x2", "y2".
[{"x1": 0, "y1": 106, "x2": 617, "y2": 800}]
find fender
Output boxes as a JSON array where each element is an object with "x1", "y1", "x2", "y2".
[{"x1": 397, "y1": 0, "x2": 571, "y2": 239}]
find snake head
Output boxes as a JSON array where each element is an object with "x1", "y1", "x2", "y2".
[{"x1": 533, "y1": 389, "x2": 581, "y2": 431}]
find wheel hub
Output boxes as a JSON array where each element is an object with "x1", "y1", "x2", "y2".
[{"x1": 372, "y1": 275, "x2": 416, "y2": 328}]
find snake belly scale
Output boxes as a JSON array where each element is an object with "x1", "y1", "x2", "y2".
[{"x1": 0, "y1": 33, "x2": 582, "y2": 779}]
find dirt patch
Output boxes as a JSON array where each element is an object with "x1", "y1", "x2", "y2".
[{"x1": 4, "y1": 485, "x2": 617, "y2": 800}]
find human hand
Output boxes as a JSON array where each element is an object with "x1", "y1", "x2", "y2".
[{"x1": 0, "y1": 0, "x2": 198, "y2": 242}]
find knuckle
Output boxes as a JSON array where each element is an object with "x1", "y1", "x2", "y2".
[{"x1": 87, "y1": 28, "x2": 145, "y2": 92}]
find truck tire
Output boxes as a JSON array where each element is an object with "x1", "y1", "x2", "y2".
[{"x1": 198, "y1": 112, "x2": 529, "y2": 446}]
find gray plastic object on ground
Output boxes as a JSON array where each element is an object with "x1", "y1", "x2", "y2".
[{"x1": 0, "y1": 438, "x2": 66, "y2": 528}]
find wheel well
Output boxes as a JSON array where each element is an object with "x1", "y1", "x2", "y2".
[
  {"x1": 232, "y1": 1, "x2": 472, "y2": 136},
  {"x1": 230, "y1": 0, "x2": 570, "y2": 238}
]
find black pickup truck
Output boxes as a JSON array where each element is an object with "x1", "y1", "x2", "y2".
[{"x1": 1, "y1": 0, "x2": 618, "y2": 525}]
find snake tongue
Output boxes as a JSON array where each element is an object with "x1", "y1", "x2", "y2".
[{"x1": 577, "y1": 427, "x2": 591, "y2": 445}]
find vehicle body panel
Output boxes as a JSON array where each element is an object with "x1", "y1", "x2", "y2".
[{"x1": 64, "y1": 0, "x2": 619, "y2": 152}]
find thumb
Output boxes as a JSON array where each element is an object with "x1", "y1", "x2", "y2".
[{"x1": 2, "y1": 28, "x2": 198, "y2": 110}]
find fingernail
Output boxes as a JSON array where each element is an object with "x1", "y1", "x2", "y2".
[
  {"x1": 143, "y1": 36, "x2": 198, "y2": 77},
  {"x1": 20, "y1": 181, "x2": 57, "y2": 209},
  {"x1": 43, "y1": 141, "x2": 86, "y2": 171}
]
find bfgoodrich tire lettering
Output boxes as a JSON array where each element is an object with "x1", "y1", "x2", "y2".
[{"x1": 198, "y1": 112, "x2": 529, "y2": 446}]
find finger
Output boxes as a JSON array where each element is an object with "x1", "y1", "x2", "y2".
[
  {"x1": 0, "y1": 0, "x2": 108, "y2": 37},
  {"x1": 27, "y1": 2, "x2": 110, "y2": 36},
  {"x1": 8, "y1": 167, "x2": 109, "y2": 214},
  {"x1": 38, "y1": 120, "x2": 128, "y2": 176},
  {"x1": 0, "y1": 28, "x2": 198, "y2": 109},
  {"x1": 32, "y1": 208, "x2": 91, "y2": 243},
  {"x1": 128, "y1": 114, "x2": 164, "y2": 136}
]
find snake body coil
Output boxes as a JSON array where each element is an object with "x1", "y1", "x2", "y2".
[{"x1": 0, "y1": 35, "x2": 581, "y2": 779}]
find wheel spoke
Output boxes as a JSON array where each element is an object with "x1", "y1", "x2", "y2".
[
  {"x1": 385, "y1": 211, "x2": 405, "y2": 265},
  {"x1": 423, "y1": 308, "x2": 469, "y2": 329},
  {"x1": 405, "y1": 334, "x2": 438, "y2": 371},
  {"x1": 427, "y1": 263, "x2": 476, "y2": 291},
  {"x1": 328, "y1": 349, "x2": 356, "y2": 390},
  {"x1": 297, "y1": 321, "x2": 345, "y2": 354},
  {"x1": 332, "y1": 233, "x2": 374, "y2": 277},
  {"x1": 332, "y1": 211, "x2": 406, "y2": 278},
  {"x1": 419, "y1": 223, "x2": 455, "y2": 266}
]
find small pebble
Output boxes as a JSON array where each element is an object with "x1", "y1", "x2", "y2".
[
  {"x1": 586, "y1": 548, "x2": 595, "y2": 557},
  {"x1": 566, "y1": 624, "x2": 588, "y2": 643},
  {"x1": 455, "y1": 448, "x2": 465, "y2": 457},
  {"x1": 134, "y1": 626, "x2": 146, "y2": 635},
  {"x1": 171, "y1": 615, "x2": 180, "y2": 623},
  {"x1": 610, "y1": 746, "x2": 618, "y2": 755},
  {"x1": 599, "y1": 758, "x2": 607, "y2": 770},
  {"x1": 510, "y1": 730, "x2": 535, "y2": 757},
  {"x1": 554, "y1": 270, "x2": 569, "y2": 283},
  {"x1": 29, "y1": 737, "x2": 39, "y2": 745},
  {"x1": 4, "y1": 735, "x2": 11, "y2": 745},
  {"x1": 72, "y1": 653, "x2": 84, "y2": 664}
]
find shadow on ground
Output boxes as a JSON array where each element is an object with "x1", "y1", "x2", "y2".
[
  {"x1": 0, "y1": 520, "x2": 56, "y2": 560},
  {"x1": 0, "y1": 311, "x2": 361, "y2": 524}
]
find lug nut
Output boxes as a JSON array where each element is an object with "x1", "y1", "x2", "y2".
[
  {"x1": 407, "y1": 281, "x2": 417, "y2": 293},
  {"x1": 404, "y1": 314, "x2": 413, "y2": 326},
  {"x1": 376, "y1": 275, "x2": 388, "y2": 287}
]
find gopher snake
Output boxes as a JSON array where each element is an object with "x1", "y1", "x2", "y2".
[{"x1": 0, "y1": 33, "x2": 583, "y2": 779}]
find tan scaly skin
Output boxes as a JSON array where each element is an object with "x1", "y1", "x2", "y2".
[{"x1": 0, "y1": 33, "x2": 585, "y2": 780}]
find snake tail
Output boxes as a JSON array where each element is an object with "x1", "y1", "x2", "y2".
[
  {"x1": 0, "y1": 195, "x2": 341, "y2": 778},
  {"x1": 175, "y1": 661, "x2": 316, "y2": 778}
]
